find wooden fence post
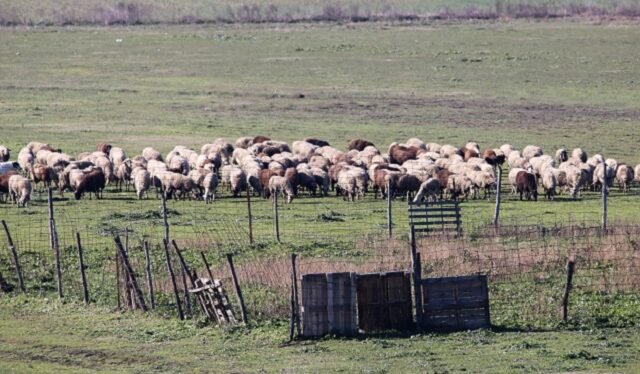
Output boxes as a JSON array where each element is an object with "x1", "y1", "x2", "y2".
[
  {"x1": 227, "y1": 254, "x2": 248, "y2": 323},
  {"x1": 115, "y1": 246, "x2": 121, "y2": 310},
  {"x1": 602, "y1": 183, "x2": 608, "y2": 231},
  {"x1": 75, "y1": 232, "x2": 89, "y2": 305},
  {"x1": 143, "y1": 242, "x2": 155, "y2": 309},
  {"x1": 172, "y1": 240, "x2": 213, "y2": 319},
  {"x1": 387, "y1": 180, "x2": 393, "y2": 239},
  {"x1": 124, "y1": 228, "x2": 133, "y2": 310},
  {"x1": 562, "y1": 260, "x2": 575, "y2": 322},
  {"x1": 247, "y1": 188, "x2": 254, "y2": 245},
  {"x1": 2, "y1": 220, "x2": 25, "y2": 293},
  {"x1": 114, "y1": 236, "x2": 147, "y2": 311},
  {"x1": 493, "y1": 166, "x2": 502, "y2": 226},
  {"x1": 161, "y1": 192, "x2": 170, "y2": 245},
  {"x1": 410, "y1": 225, "x2": 423, "y2": 328},
  {"x1": 273, "y1": 193, "x2": 280, "y2": 243},
  {"x1": 48, "y1": 187, "x2": 63, "y2": 299},
  {"x1": 163, "y1": 239, "x2": 184, "y2": 320},
  {"x1": 289, "y1": 253, "x2": 301, "y2": 341}
]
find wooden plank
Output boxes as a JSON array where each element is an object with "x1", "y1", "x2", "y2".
[
  {"x1": 384, "y1": 272, "x2": 413, "y2": 331},
  {"x1": 302, "y1": 273, "x2": 328, "y2": 338},
  {"x1": 408, "y1": 214, "x2": 461, "y2": 219},
  {"x1": 408, "y1": 207, "x2": 460, "y2": 213},
  {"x1": 327, "y1": 272, "x2": 356, "y2": 336},
  {"x1": 423, "y1": 275, "x2": 487, "y2": 285},
  {"x1": 356, "y1": 273, "x2": 388, "y2": 332}
]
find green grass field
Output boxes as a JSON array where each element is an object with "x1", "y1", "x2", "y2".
[{"x1": 2, "y1": 19, "x2": 640, "y2": 372}]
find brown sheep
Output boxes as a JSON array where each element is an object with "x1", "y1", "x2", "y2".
[
  {"x1": 0, "y1": 171, "x2": 17, "y2": 202},
  {"x1": 389, "y1": 173, "x2": 421, "y2": 200},
  {"x1": 74, "y1": 168, "x2": 106, "y2": 200},
  {"x1": 388, "y1": 143, "x2": 419, "y2": 165},
  {"x1": 463, "y1": 148, "x2": 479, "y2": 161},
  {"x1": 481, "y1": 149, "x2": 505, "y2": 166},
  {"x1": 516, "y1": 171, "x2": 538, "y2": 201},
  {"x1": 348, "y1": 139, "x2": 375, "y2": 152},
  {"x1": 96, "y1": 143, "x2": 112, "y2": 155},
  {"x1": 30, "y1": 164, "x2": 56, "y2": 191},
  {"x1": 252, "y1": 135, "x2": 271, "y2": 144},
  {"x1": 284, "y1": 167, "x2": 300, "y2": 196},
  {"x1": 259, "y1": 169, "x2": 278, "y2": 198}
]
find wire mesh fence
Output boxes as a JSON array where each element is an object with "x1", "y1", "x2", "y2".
[{"x1": 1, "y1": 189, "x2": 640, "y2": 330}]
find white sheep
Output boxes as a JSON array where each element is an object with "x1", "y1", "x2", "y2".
[
  {"x1": 337, "y1": 170, "x2": 357, "y2": 202},
  {"x1": 522, "y1": 145, "x2": 543, "y2": 160},
  {"x1": 541, "y1": 169, "x2": 557, "y2": 200},
  {"x1": 9, "y1": 175, "x2": 32, "y2": 207},
  {"x1": 412, "y1": 178, "x2": 441, "y2": 204},
  {"x1": 268, "y1": 175, "x2": 294, "y2": 203},
  {"x1": 616, "y1": 164, "x2": 634, "y2": 192},
  {"x1": 132, "y1": 168, "x2": 150, "y2": 199},
  {"x1": 17, "y1": 147, "x2": 34, "y2": 172},
  {"x1": 142, "y1": 147, "x2": 163, "y2": 161},
  {"x1": 203, "y1": 172, "x2": 218, "y2": 204}
]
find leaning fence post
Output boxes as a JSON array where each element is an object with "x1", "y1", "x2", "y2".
[
  {"x1": 410, "y1": 225, "x2": 423, "y2": 328},
  {"x1": 273, "y1": 193, "x2": 280, "y2": 243},
  {"x1": 247, "y1": 188, "x2": 254, "y2": 245},
  {"x1": 75, "y1": 232, "x2": 89, "y2": 305},
  {"x1": 200, "y1": 252, "x2": 215, "y2": 281},
  {"x1": 602, "y1": 183, "x2": 608, "y2": 231},
  {"x1": 163, "y1": 239, "x2": 184, "y2": 320},
  {"x1": 115, "y1": 246, "x2": 121, "y2": 310},
  {"x1": 143, "y1": 242, "x2": 155, "y2": 309},
  {"x1": 562, "y1": 260, "x2": 575, "y2": 323},
  {"x1": 47, "y1": 187, "x2": 63, "y2": 299},
  {"x1": 493, "y1": 165, "x2": 502, "y2": 226},
  {"x1": 227, "y1": 254, "x2": 248, "y2": 323},
  {"x1": 2, "y1": 220, "x2": 25, "y2": 293},
  {"x1": 387, "y1": 180, "x2": 393, "y2": 239},
  {"x1": 114, "y1": 236, "x2": 147, "y2": 311}
]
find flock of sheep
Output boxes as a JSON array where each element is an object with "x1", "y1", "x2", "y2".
[{"x1": 0, "y1": 137, "x2": 639, "y2": 209}]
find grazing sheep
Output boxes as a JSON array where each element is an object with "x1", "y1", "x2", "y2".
[
  {"x1": 499, "y1": 144, "x2": 516, "y2": 158},
  {"x1": 74, "y1": 168, "x2": 106, "y2": 200},
  {"x1": 388, "y1": 143, "x2": 420, "y2": 165},
  {"x1": 616, "y1": 164, "x2": 634, "y2": 192},
  {"x1": 292, "y1": 141, "x2": 319, "y2": 160},
  {"x1": 522, "y1": 145, "x2": 543, "y2": 159},
  {"x1": 142, "y1": 147, "x2": 163, "y2": 161},
  {"x1": 30, "y1": 164, "x2": 55, "y2": 191},
  {"x1": 168, "y1": 154, "x2": 189, "y2": 175},
  {"x1": 0, "y1": 146, "x2": 10, "y2": 162},
  {"x1": 132, "y1": 168, "x2": 150, "y2": 199},
  {"x1": 555, "y1": 148, "x2": 568, "y2": 164},
  {"x1": 389, "y1": 173, "x2": 421, "y2": 200},
  {"x1": 336, "y1": 170, "x2": 357, "y2": 202},
  {"x1": 109, "y1": 147, "x2": 126, "y2": 167},
  {"x1": 515, "y1": 171, "x2": 538, "y2": 201},
  {"x1": 259, "y1": 169, "x2": 278, "y2": 198},
  {"x1": 561, "y1": 163, "x2": 587, "y2": 199},
  {"x1": 0, "y1": 171, "x2": 16, "y2": 202},
  {"x1": 27, "y1": 142, "x2": 56, "y2": 154},
  {"x1": 592, "y1": 163, "x2": 613, "y2": 191},
  {"x1": 482, "y1": 149, "x2": 505, "y2": 166},
  {"x1": 413, "y1": 178, "x2": 442, "y2": 204},
  {"x1": 635, "y1": 164, "x2": 640, "y2": 190},
  {"x1": 439, "y1": 145, "x2": 459, "y2": 158},
  {"x1": 571, "y1": 148, "x2": 587, "y2": 163},
  {"x1": 541, "y1": 169, "x2": 557, "y2": 200},
  {"x1": 115, "y1": 161, "x2": 132, "y2": 191},
  {"x1": 0, "y1": 161, "x2": 21, "y2": 175},
  {"x1": 203, "y1": 172, "x2": 218, "y2": 204},
  {"x1": 229, "y1": 167, "x2": 247, "y2": 197},
  {"x1": 284, "y1": 167, "x2": 300, "y2": 196},
  {"x1": 269, "y1": 176, "x2": 294, "y2": 203},
  {"x1": 508, "y1": 168, "x2": 526, "y2": 195},
  {"x1": 159, "y1": 171, "x2": 200, "y2": 200},
  {"x1": 235, "y1": 136, "x2": 254, "y2": 149},
  {"x1": 446, "y1": 174, "x2": 474, "y2": 201},
  {"x1": 348, "y1": 139, "x2": 375, "y2": 152},
  {"x1": 8, "y1": 175, "x2": 32, "y2": 207},
  {"x1": 96, "y1": 143, "x2": 112, "y2": 155},
  {"x1": 253, "y1": 135, "x2": 271, "y2": 144},
  {"x1": 468, "y1": 170, "x2": 496, "y2": 199},
  {"x1": 17, "y1": 147, "x2": 34, "y2": 172},
  {"x1": 462, "y1": 147, "x2": 479, "y2": 162}
]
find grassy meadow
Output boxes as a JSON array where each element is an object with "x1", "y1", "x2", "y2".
[{"x1": 1, "y1": 19, "x2": 640, "y2": 372}]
